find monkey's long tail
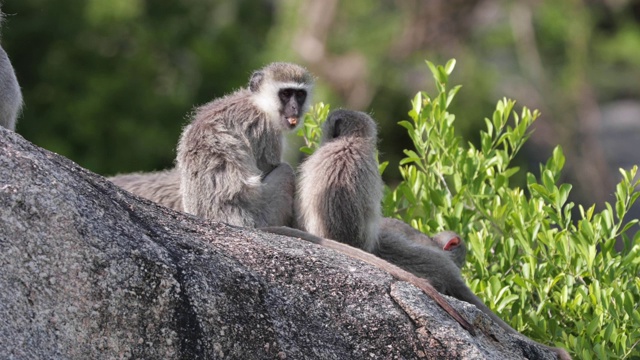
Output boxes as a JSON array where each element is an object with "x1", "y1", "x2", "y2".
[{"x1": 261, "y1": 226, "x2": 476, "y2": 336}]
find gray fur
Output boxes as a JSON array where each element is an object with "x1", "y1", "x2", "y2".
[
  {"x1": 376, "y1": 228, "x2": 468, "y2": 295},
  {"x1": 177, "y1": 62, "x2": 313, "y2": 227},
  {"x1": 0, "y1": 34, "x2": 23, "y2": 131},
  {"x1": 109, "y1": 169, "x2": 183, "y2": 211},
  {"x1": 380, "y1": 218, "x2": 466, "y2": 268},
  {"x1": 280, "y1": 110, "x2": 474, "y2": 333},
  {"x1": 295, "y1": 110, "x2": 382, "y2": 252}
]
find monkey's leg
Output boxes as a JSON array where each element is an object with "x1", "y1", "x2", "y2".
[{"x1": 260, "y1": 226, "x2": 475, "y2": 335}]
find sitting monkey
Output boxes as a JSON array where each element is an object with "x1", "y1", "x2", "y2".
[{"x1": 269, "y1": 109, "x2": 570, "y2": 360}]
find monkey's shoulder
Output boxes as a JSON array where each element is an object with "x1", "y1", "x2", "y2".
[
  {"x1": 301, "y1": 149, "x2": 378, "y2": 189},
  {"x1": 315, "y1": 141, "x2": 377, "y2": 166},
  {"x1": 192, "y1": 89, "x2": 256, "y2": 126}
]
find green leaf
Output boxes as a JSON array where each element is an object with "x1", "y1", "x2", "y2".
[
  {"x1": 444, "y1": 58, "x2": 457, "y2": 75},
  {"x1": 558, "y1": 183, "x2": 572, "y2": 207},
  {"x1": 412, "y1": 92, "x2": 423, "y2": 115},
  {"x1": 586, "y1": 317, "x2": 601, "y2": 337},
  {"x1": 398, "y1": 120, "x2": 415, "y2": 132},
  {"x1": 446, "y1": 85, "x2": 462, "y2": 108},
  {"x1": 426, "y1": 60, "x2": 440, "y2": 83},
  {"x1": 378, "y1": 161, "x2": 389, "y2": 175},
  {"x1": 504, "y1": 167, "x2": 520, "y2": 179},
  {"x1": 484, "y1": 117, "x2": 494, "y2": 137}
]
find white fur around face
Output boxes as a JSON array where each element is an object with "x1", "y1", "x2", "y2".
[{"x1": 252, "y1": 81, "x2": 313, "y2": 125}]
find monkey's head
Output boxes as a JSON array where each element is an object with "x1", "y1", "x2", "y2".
[
  {"x1": 250, "y1": 62, "x2": 314, "y2": 130},
  {"x1": 322, "y1": 110, "x2": 378, "y2": 142},
  {"x1": 432, "y1": 231, "x2": 467, "y2": 269}
]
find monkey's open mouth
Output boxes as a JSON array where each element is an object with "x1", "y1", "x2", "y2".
[{"x1": 286, "y1": 117, "x2": 298, "y2": 127}]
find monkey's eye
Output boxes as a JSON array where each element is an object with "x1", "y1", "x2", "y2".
[
  {"x1": 279, "y1": 89, "x2": 293, "y2": 101},
  {"x1": 295, "y1": 90, "x2": 307, "y2": 103}
]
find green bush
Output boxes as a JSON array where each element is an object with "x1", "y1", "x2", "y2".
[{"x1": 299, "y1": 60, "x2": 640, "y2": 359}]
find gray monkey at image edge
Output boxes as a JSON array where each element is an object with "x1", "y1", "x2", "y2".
[
  {"x1": 110, "y1": 62, "x2": 314, "y2": 227},
  {"x1": 0, "y1": 16, "x2": 23, "y2": 131},
  {"x1": 263, "y1": 110, "x2": 571, "y2": 359}
]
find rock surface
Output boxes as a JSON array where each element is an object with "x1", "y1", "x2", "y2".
[{"x1": 0, "y1": 127, "x2": 558, "y2": 359}]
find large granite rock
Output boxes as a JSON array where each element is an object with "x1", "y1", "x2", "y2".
[{"x1": 0, "y1": 126, "x2": 558, "y2": 359}]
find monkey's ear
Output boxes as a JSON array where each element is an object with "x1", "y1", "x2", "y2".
[
  {"x1": 443, "y1": 236, "x2": 461, "y2": 251},
  {"x1": 249, "y1": 71, "x2": 264, "y2": 92}
]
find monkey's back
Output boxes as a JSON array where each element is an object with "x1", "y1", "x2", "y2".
[
  {"x1": 109, "y1": 169, "x2": 183, "y2": 211},
  {"x1": 297, "y1": 138, "x2": 382, "y2": 252}
]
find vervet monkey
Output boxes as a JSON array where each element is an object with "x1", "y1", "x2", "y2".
[
  {"x1": 176, "y1": 62, "x2": 312, "y2": 227},
  {"x1": 108, "y1": 107, "x2": 474, "y2": 334},
  {"x1": 0, "y1": 22, "x2": 22, "y2": 131},
  {"x1": 284, "y1": 109, "x2": 474, "y2": 333},
  {"x1": 272, "y1": 109, "x2": 571, "y2": 359},
  {"x1": 295, "y1": 109, "x2": 382, "y2": 253},
  {"x1": 110, "y1": 62, "x2": 312, "y2": 227},
  {"x1": 380, "y1": 218, "x2": 466, "y2": 268}
]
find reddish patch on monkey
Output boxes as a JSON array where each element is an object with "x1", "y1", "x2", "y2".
[
  {"x1": 287, "y1": 117, "x2": 298, "y2": 127},
  {"x1": 443, "y1": 236, "x2": 461, "y2": 251}
]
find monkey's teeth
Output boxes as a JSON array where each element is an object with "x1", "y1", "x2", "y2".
[{"x1": 287, "y1": 117, "x2": 298, "y2": 126}]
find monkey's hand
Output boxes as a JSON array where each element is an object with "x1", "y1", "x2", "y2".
[{"x1": 261, "y1": 163, "x2": 295, "y2": 226}]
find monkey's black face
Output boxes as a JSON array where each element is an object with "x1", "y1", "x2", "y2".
[{"x1": 279, "y1": 88, "x2": 307, "y2": 128}]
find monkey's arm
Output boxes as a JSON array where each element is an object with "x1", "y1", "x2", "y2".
[
  {"x1": 178, "y1": 128, "x2": 268, "y2": 228},
  {"x1": 260, "y1": 226, "x2": 475, "y2": 335}
]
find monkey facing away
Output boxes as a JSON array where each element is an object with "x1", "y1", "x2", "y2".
[
  {"x1": 271, "y1": 109, "x2": 474, "y2": 333},
  {"x1": 295, "y1": 109, "x2": 382, "y2": 253},
  {"x1": 380, "y1": 217, "x2": 466, "y2": 268},
  {"x1": 267, "y1": 109, "x2": 571, "y2": 359},
  {"x1": 177, "y1": 62, "x2": 313, "y2": 227},
  {"x1": 0, "y1": 28, "x2": 23, "y2": 131}
]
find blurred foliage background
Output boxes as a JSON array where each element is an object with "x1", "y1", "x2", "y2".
[{"x1": 3, "y1": 0, "x2": 640, "y2": 224}]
